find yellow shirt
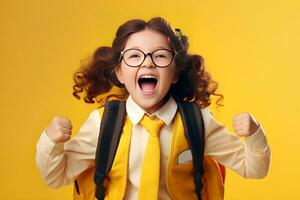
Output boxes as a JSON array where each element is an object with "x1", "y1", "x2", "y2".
[{"x1": 36, "y1": 96, "x2": 271, "y2": 200}]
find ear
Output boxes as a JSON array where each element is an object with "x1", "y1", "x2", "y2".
[{"x1": 115, "y1": 66, "x2": 124, "y2": 84}]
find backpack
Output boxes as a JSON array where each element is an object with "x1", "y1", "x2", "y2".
[{"x1": 73, "y1": 100, "x2": 225, "y2": 200}]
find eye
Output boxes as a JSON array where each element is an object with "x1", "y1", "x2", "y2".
[
  {"x1": 155, "y1": 54, "x2": 167, "y2": 58},
  {"x1": 153, "y1": 49, "x2": 172, "y2": 59},
  {"x1": 124, "y1": 50, "x2": 143, "y2": 60},
  {"x1": 128, "y1": 54, "x2": 141, "y2": 59}
]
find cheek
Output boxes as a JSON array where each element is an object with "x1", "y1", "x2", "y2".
[
  {"x1": 120, "y1": 65, "x2": 137, "y2": 86},
  {"x1": 163, "y1": 67, "x2": 177, "y2": 84}
]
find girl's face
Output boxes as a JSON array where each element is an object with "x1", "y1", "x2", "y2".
[{"x1": 116, "y1": 29, "x2": 178, "y2": 114}]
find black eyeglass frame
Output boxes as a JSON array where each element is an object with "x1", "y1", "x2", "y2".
[{"x1": 119, "y1": 48, "x2": 177, "y2": 68}]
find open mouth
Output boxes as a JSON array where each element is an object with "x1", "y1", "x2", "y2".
[{"x1": 138, "y1": 75, "x2": 158, "y2": 93}]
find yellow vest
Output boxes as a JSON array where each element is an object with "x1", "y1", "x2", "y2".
[{"x1": 73, "y1": 107, "x2": 224, "y2": 200}]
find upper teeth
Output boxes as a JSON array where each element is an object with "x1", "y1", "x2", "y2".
[{"x1": 140, "y1": 75, "x2": 156, "y2": 79}]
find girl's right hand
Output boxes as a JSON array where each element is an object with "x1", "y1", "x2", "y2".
[{"x1": 46, "y1": 116, "x2": 73, "y2": 144}]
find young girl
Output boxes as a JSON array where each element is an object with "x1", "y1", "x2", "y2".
[{"x1": 36, "y1": 17, "x2": 271, "y2": 200}]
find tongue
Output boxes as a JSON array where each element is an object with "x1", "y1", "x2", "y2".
[{"x1": 140, "y1": 82, "x2": 156, "y2": 92}]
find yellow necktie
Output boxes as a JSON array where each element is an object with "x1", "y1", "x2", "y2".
[{"x1": 138, "y1": 115, "x2": 164, "y2": 200}]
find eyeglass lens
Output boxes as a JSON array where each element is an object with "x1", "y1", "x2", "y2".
[{"x1": 122, "y1": 49, "x2": 174, "y2": 67}]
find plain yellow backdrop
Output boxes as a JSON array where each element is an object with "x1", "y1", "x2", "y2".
[{"x1": 1, "y1": 0, "x2": 299, "y2": 199}]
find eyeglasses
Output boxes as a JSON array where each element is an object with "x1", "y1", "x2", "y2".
[{"x1": 119, "y1": 48, "x2": 177, "y2": 68}]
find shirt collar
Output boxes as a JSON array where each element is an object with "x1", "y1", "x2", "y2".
[{"x1": 126, "y1": 95, "x2": 178, "y2": 126}]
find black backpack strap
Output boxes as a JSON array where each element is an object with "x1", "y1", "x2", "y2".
[
  {"x1": 94, "y1": 100, "x2": 126, "y2": 200},
  {"x1": 177, "y1": 101, "x2": 205, "y2": 200}
]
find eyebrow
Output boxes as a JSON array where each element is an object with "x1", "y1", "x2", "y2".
[{"x1": 127, "y1": 46, "x2": 171, "y2": 51}]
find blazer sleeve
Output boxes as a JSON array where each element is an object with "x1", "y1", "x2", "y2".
[{"x1": 201, "y1": 108, "x2": 271, "y2": 178}]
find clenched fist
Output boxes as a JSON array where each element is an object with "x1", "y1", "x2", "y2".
[
  {"x1": 232, "y1": 112, "x2": 260, "y2": 137},
  {"x1": 46, "y1": 116, "x2": 73, "y2": 143}
]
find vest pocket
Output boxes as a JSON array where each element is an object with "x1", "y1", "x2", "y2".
[
  {"x1": 169, "y1": 158, "x2": 194, "y2": 185},
  {"x1": 168, "y1": 175, "x2": 197, "y2": 200}
]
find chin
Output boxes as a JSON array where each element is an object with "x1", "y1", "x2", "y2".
[
  {"x1": 137, "y1": 97, "x2": 166, "y2": 114},
  {"x1": 139, "y1": 101, "x2": 158, "y2": 113}
]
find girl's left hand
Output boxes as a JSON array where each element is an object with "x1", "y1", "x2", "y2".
[{"x1": 232, "y1": 112, "x2": 260, "y2": 137}]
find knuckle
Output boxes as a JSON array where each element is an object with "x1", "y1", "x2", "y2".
[{"x1": 58, "y1": 126, "x2": 66, "y2": 133}]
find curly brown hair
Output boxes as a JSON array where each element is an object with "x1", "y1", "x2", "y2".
[{"x1": 73, "y1": 17, "x2": 224, "y2": 108}]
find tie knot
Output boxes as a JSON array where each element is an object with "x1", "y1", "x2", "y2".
[{"x1": 140, "y1": 115, "x2": 164, "y2": 137}]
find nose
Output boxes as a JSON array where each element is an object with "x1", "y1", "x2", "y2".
[{"x1": 141, "y1": 54, "x2": 155, "y2": 68}]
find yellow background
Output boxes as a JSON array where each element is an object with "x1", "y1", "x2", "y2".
[{"x1": 1, "y1": 0, "x2": 299, "y2": 199}]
